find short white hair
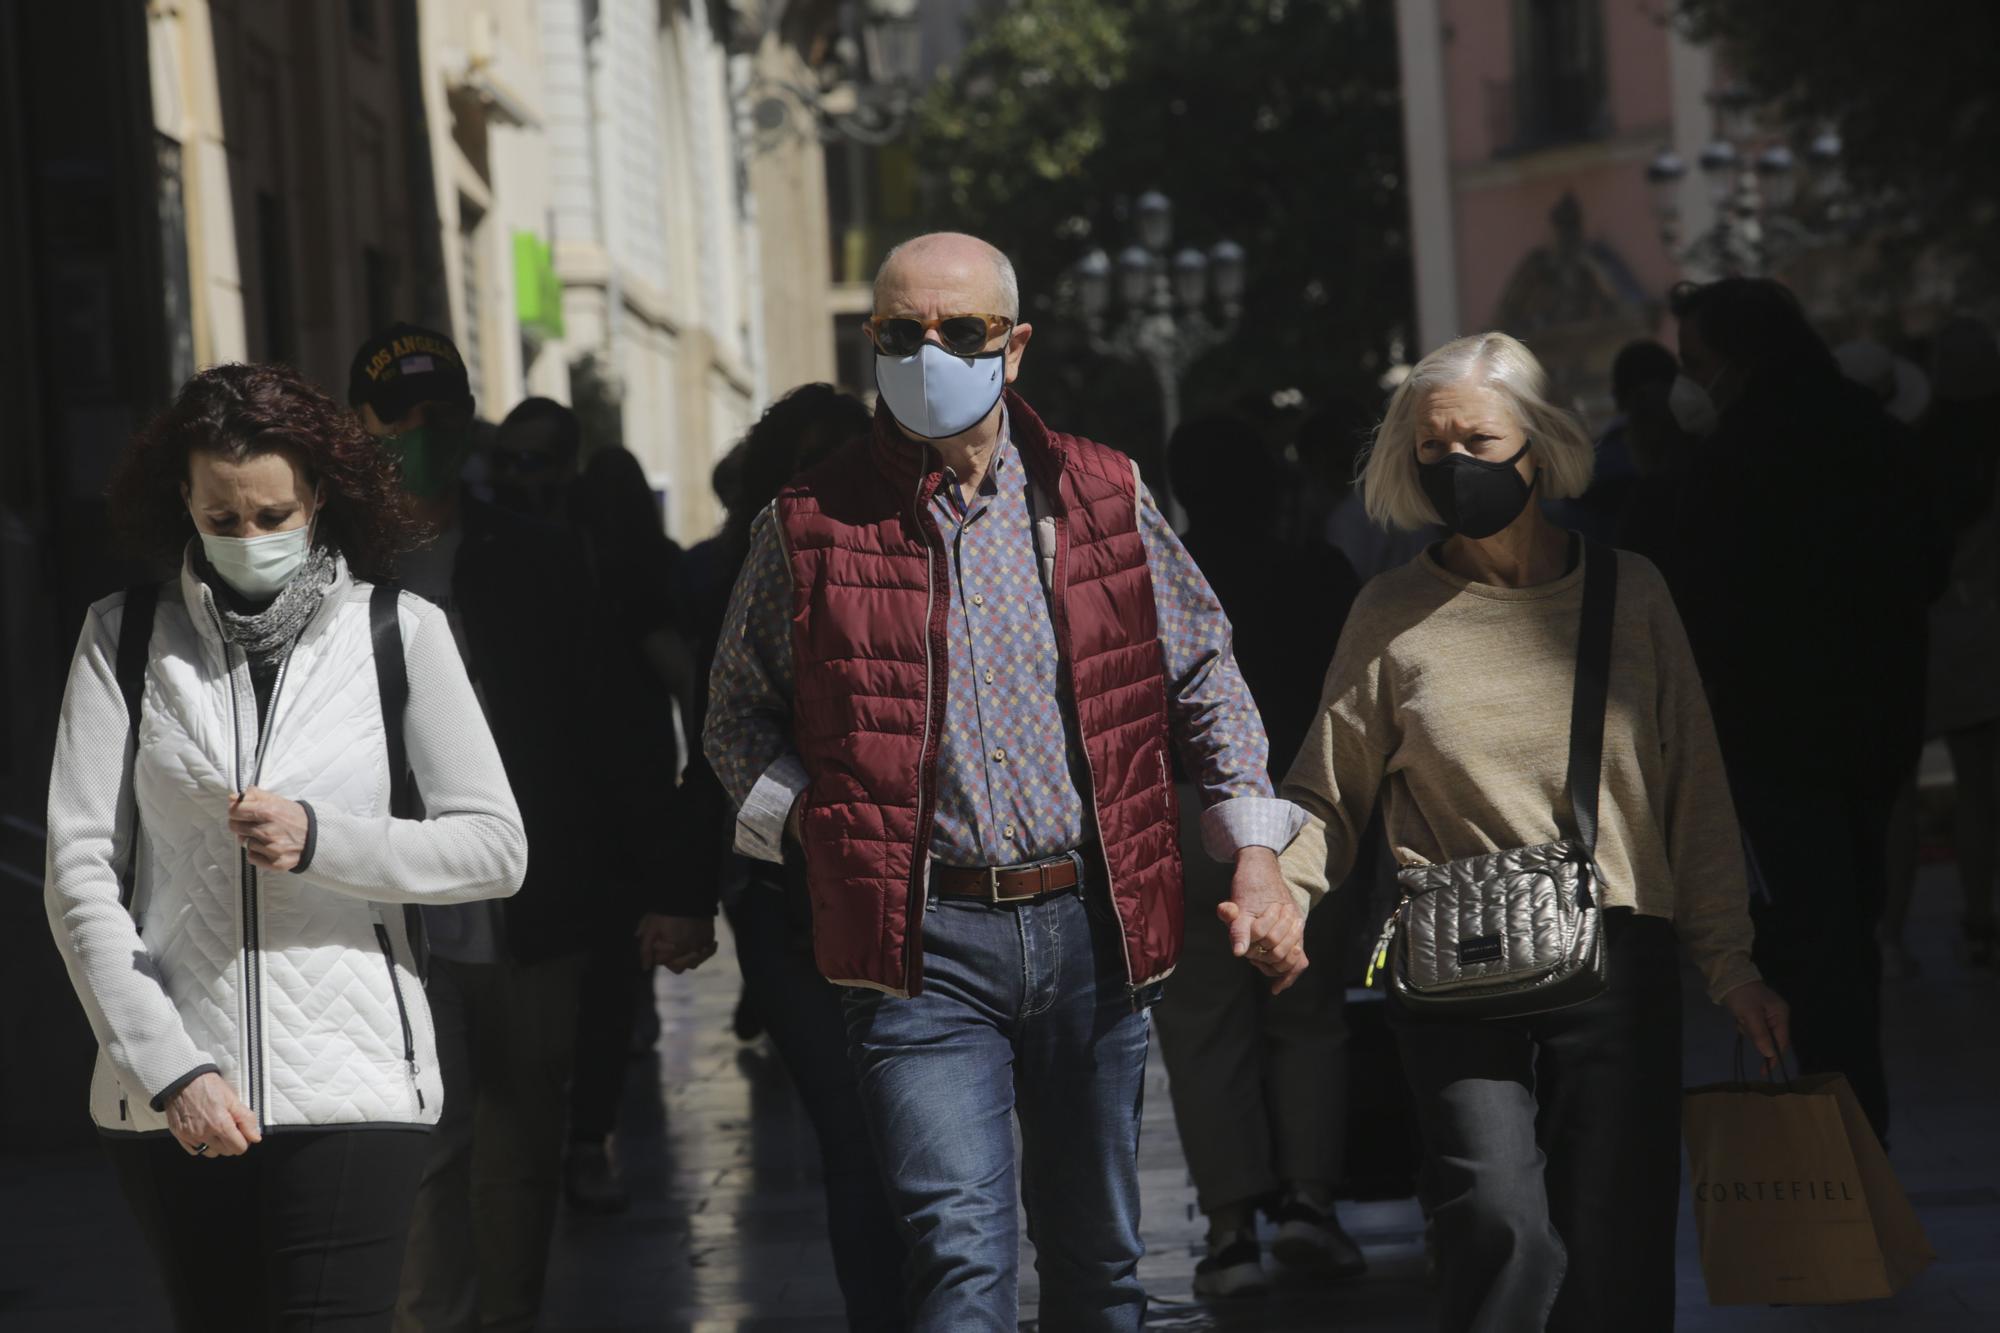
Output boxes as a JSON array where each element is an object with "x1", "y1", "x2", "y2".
[
  {"x1": 875, "y1": 234, "x2": 1020, "y2": 322},
  {"x1": 1361, "y1": 332, "x2": 1594, "y2": 531},
  {"x1": 994, "y1": 252, "x2": 1019, "y2": 322}
]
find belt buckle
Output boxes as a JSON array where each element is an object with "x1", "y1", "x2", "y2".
[{"x1": 989, "y1": 861, "x2": 1044, "y2": 905}]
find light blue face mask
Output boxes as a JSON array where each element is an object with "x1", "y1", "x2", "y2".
[
  {"x1": 196, "y1": 507, "x2": 318, "y2": 599},
  {"x1": 874, "y1": 343, "x2": 1007, "y2": 439}
]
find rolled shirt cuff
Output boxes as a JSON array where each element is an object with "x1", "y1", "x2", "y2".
[
  {"x1": 1199, "y1": 795, "x2": 1310, "y2": 862},
  {"x1": 733, "y1": 755, "x2": 810, "y2": 865}
]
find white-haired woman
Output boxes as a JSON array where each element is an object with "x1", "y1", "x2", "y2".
[{"x1": 1278, "y1": 332, "x2": 1789, "y2": 1332}]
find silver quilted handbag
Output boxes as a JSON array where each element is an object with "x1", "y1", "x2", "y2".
[{"x1": 1371, "y1": 542, "x2": 1618, "y2": 1021}]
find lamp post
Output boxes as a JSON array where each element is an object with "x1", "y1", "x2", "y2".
[
  {"x1": 1070, "y1": 191, "x2": 1245, "y2": 524},
  {"x1": 1645, "y1": 82, "x2": 1845, "y2": 277},
  {"x1": 745, "y1": 0, "x2": 925, "y2": 150}
]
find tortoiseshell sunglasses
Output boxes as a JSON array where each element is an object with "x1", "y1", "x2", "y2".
[{"x1": 864, "y1": 313, "x2": 1015, "y2": 358}]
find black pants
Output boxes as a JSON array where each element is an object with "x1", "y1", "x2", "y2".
[
  {"x1": 1737, "y1": 777, "x2": 1893, "y2": 1141},
  {"x1": 1391, "y1": 911, "x2": 1683, "y2": 1333},
  {"x1": 397, "y1": 954, "x2": 584, "y2": 1330},
  {"x1": 107, "y1": 1127, "x2": 430, "y2": 1333},
  {"x1": 726, "y1": 873, "x2": 908, "y2": 1331},
  {"x1": 567, "y1": 931, "x2": 644, "y2": 1143}
]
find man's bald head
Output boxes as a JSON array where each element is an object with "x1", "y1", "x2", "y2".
[{"x1": 873, "y1": 232, "x2": 1020, "y2": 322}]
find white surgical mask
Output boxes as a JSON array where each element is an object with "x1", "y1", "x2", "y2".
[
  {"x1": 197, "y1": 511, "x2": 317, "y2": 600},
  {"x1": 874, "y1": 342, "x2": 1006, "y2": 440},
  {"x1": 1668, "y1": 372, "x2": 1720, "y2": 437}
]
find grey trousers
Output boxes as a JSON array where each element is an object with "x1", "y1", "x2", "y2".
[
  {"x1": 395, "y1": 953, "x2": 586, "y2": 1333},
  {"x1": 1391, "y1": 911, "x2": 1683, "y2": 1333},
  {"x1": 1154, "y1": 784, "x2": 1348, "y2": 1214}
]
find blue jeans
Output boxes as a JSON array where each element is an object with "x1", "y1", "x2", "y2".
[{"x1": 841, "y1": 869, "x2": 1150, "y2": 1332}]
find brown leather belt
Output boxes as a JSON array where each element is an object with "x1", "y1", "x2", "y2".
[{"x1": 933, "y1": 853, "x2": 1080, "y2": 905}]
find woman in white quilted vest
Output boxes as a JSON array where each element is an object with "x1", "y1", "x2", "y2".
[{"x1": 45, "y1": 362, "x2": 527, "y2": 1331}]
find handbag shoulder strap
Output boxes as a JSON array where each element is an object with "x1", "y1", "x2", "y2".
[
  {"x1": 1564, "y1": 540, "x2": 1618, "y2": 855},
  {"x1": 115, "y1": 581, "x2": 160, "y2": 910}
]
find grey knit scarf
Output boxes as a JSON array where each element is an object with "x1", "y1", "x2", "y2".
[{"x1": 212, "y1": 545, "x2": 339, "y2": 660}]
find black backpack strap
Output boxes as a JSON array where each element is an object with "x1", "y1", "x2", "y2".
[
  {"x1": 116, "y1": 582, "x2": 160, "y2": 911},
  {"x1": 370, "y1": 581, "x2": 430, "y2": 978},
  {"x1": 1564, "y1": 541, "x2": 1618, "y2": 860},
  {"x1": 370, "y1": 582, "x2": 416, "y2": 818},
  {"x1": 116, "y1": 583, "x2": 158, "y2": 751}
]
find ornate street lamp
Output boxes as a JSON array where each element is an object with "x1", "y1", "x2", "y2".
[
  {"x1": 1644, "y1": 82, "x2": 1844, "y2": 278},
  {"x1": 1068, "y1": 191, "x2": 1245, "y2": 524},
  {"x1": 1074, "y1": 247, "x2": 1112, "y2": 319},
  {"x1": 1755, "y1": 144, "x2": 1797, "y2": 212},
  {"x1": 745, "y1": 0, "x2": 925, "y2": 150}
]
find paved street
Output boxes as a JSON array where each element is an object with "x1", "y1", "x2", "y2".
[{"x1": 5, "y1": 861, "x2": 1997, "y2": 1331}]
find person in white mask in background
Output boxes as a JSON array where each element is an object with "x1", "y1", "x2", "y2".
[
  {"x1": 704, "y1": 231, "x2": 1308, "y2": 1327},
  {"x1": 47, "y1": 362, "x2": 526, "y2": 1331}
]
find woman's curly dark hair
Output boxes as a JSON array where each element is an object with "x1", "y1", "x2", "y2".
[
  {"x1": 726, "y1": 383, "x2": 871, "y2": 539},
  {"x1": 109, "y1": 362, "x2": 428, "y2": 579}
]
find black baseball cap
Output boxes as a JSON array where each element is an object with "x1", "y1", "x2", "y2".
[{"x1": 348, "y1": 322, "x2": 474, "y2": 424}]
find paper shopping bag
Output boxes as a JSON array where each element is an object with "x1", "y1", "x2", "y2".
[{"x1": 1682, "y1": 1071, "x2": 1934, "y2": 1305}]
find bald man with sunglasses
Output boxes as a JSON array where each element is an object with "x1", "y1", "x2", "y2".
[{"x1": 705, "y1": 232, "x2": 1307, "y2": 1329}]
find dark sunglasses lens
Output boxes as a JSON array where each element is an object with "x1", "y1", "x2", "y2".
[
  {"x1": 874, "y1": 319, "x2": 924, "y2": 357},
  {"x1": 938, "y1": 317, "x2": 991, "y2": 355}
]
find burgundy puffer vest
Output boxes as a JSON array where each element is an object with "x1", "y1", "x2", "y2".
[{"x1": 776, "y1": 391, "x2": 1183, "y2": 998}]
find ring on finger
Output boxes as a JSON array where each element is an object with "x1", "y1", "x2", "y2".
[{"x1": 191, "y1": 1142, "x2": 210, "y2": 1156}]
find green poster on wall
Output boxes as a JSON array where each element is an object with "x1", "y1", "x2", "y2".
[{"x1": 513, "y1": 231, "x2": 564, "y2": 340}]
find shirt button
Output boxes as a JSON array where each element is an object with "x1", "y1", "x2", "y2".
[
  {"x1": 1003, "y1": 825, "x2": 1016, "y2": 840},
  {"x1": 992, "y1": 748, "x2": 1006, "y2": 762},
  {"x1": 983, "y1": 668, "x2": 995, "y2": 684},
  {"x1": 971, "y1": 593, "x2": 984, "y2": 607}
]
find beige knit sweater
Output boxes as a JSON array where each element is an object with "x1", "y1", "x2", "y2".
[{"x1": 1278, "y1": 545, "x2": 1761, "y2": 1002}]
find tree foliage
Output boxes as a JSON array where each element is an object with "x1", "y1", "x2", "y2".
[
  {"x1": 1679, "y1": 0, "x2": 2000, "y2": 295},
  {"x1": 907, "y1": 0, "x2": 1410, "y2": 460}
]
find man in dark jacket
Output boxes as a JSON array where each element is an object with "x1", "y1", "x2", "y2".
[
  {"x1": 1670, "y1": 281, "x2": 1939, "y2": 1143},
  {"x1": 348, "y1": 323, "x2": 654, "y2": 1332},
  {"x1": 1152, "y1": 414, "x2": 1365, "y2": 1297}
]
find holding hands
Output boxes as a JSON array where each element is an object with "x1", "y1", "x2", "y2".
[
  {"x1": 1217, "y1": 847, "x2": 1310, "y2": 994},
  {"x1": 638, "y1": 913, "x2": 719, "y2": 973}
]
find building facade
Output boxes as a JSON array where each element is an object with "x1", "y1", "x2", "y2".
[
  {"x1": 1, "y1": 0, "x2": 839, "y2": 1144},
  {"x1": 140, "y1": 0, "x2": 833, "y2": 544},
  {"x1": 1394, "y1": 0, "x2": 1720, "y2": 419}
]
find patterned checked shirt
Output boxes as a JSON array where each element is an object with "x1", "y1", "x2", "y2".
[{"x1": 706, "y1": 426, "x2": 1304, "y2": 868}]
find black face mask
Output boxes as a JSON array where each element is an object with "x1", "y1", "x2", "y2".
[{"x1": 1418, "y1": 440, "x2": 1535, "y2": 540}]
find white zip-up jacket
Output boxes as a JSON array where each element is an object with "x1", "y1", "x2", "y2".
[{"x1": 45, "y1": 553, "x2": 527, "y2": 1135}]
